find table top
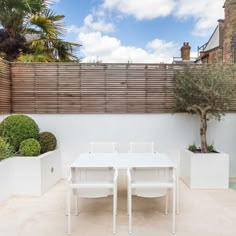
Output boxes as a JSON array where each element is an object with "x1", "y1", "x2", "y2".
[{"x1": 71, "y1": 153, "x2": 176, "y2": 169}]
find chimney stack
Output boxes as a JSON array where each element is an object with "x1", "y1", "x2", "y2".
[{"x1": 181, "y1": 42, "x2": 191, "y2": 62}]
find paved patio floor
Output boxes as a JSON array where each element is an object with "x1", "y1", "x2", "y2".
[{"x1": 1, "y1": 176, "x2": 236, "y2": 236}]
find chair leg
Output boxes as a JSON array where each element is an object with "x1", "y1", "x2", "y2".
[
  {"x1": 128, "y1": 187, "x2": 132, "y2": 235},
  {"x1": 75, "y1": 196, "x2": 78, "y2": 216},
  {"x1": 127, "y1": 178, "x2": 129, "y2": 216},
  {"x1": 176, "y1": 168, "x2": 179, "y2": 215},
  {"x1": 115, "y1": 186, "x2": 118, "y2": 216},
  {"x1": 67, "y1": 188, "x2": 71, "y2": 235},
  {"x1": 165, "y1": 190, "x2": 169, "y2": 215},
  {"x1": 113, "y1": 186, "x2": 117, "y2": 234},
  {"x1": 172, "y1": 186, "x2": 176, "y2": 234}
]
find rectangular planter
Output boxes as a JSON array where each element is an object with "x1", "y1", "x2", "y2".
[
  {"x1": 0, "y1": 150, "x2": 62, "y2": 202},
  {"x1": 180, "y1": 149, "x2": 229, "y2": 189},
  {"x1": 0, "y1": 158, "x2": 14, "y2": 202}
]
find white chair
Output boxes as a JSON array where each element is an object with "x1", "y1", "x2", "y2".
[
  {"x1": 67, "y1": 167, "x2": 118, "y2": 235},
  {"x1": 89, "y1": 142, "x2": 118, "y2": 153},
  {"x1": 166, "y1": 151, "x2": 180, "y2": 214},
  {"x1": 128, "y1": 142, "x2": 155, "y2": 153},
  {"x1": 127, "y1": 167, "x2": 176, "y2": 234}
]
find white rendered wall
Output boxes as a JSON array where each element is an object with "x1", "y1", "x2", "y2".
[{"x1": 1, "y1": 113, "x2": 236, "y2": 177}]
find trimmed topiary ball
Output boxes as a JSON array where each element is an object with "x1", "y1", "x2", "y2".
[
  {"x1": 38, "y1": 131, "x2": 57, "y2": 154},
  {"x1": 0, "y1": 115, "x2": 39, "y2": 151},
  {"x1": 19, "y1": 138, "x2": 41, "y2": 156},
  {"x1": 0, "y1": 137, "x2": 13, "y2": 160}
]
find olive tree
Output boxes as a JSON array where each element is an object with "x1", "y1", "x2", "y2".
[{"x1": 174, "y1": 64, "x2": 236, "y2": 153}]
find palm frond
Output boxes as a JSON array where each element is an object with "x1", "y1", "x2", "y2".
[{"x1": 17, "y1": 52, "x2": 54, "y2": 62}]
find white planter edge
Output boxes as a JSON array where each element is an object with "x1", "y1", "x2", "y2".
[
  {"x1": 180, "y1": 149, "x2": 229, "y2": 189},
  {"x1": 0, "y1": 149, "x2": 62, "y2": 203}
]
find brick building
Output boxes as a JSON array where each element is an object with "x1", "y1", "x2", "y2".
[{"x1": 197, "y1": 0, "x2": 236, "y2": 64}]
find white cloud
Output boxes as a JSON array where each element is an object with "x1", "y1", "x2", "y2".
[
  {"x1": 51, "y1": 0, "x2": 60, "y2": 3},
  {"x1": 174, "y1": 0, "x2": 224, "y2": 36},
  {"x1": 78, "y1": 31, "x2": 177, "y2": 63},
  {"x1": 67, "y1": 25, "x2": 81, "y2": 34},
  {"x1": 67, "y1": 14, "x2": 114, "y2": 34},
  {"x1": 103, "y1": 0, "x2": 176, "y2": 20},
  {"x1": 102, "y1": 0, "x2": 224, "y2": 37},
  {"x1": 83, "y1": 14, "x2": 114, "y2": 33}
]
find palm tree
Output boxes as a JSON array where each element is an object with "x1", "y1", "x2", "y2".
[{"x1": 0, "y1": 0, "x2": 80, "y2": 62}]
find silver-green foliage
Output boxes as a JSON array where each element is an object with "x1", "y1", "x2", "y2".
[{"x1": 174, "y1": 64, "x2": 236, "y2": 152}]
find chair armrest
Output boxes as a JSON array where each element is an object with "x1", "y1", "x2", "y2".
[
  {"x1": 67, "y1": 166, "x2": 72, "y2": 183},
  {"x1": 127, "y1": 168, "x2": 131, "y2": 183},
  {"x1": 113, "y1": 168, "x2": 118, "y2": 183},
  {"x1": 172, "y1": 170, "x2": 176, "y2": 183}
]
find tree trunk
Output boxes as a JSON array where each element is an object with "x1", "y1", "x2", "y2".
[{"x1": 200, "y1": 112, "x2": 208, "y2": 153}]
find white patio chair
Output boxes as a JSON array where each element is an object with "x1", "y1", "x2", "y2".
[
  {"x1": 127, "y1": 167, "x2": 176, "y2": 234},
  {"x1": 89, "y1": 142, "x2": 118, "y2": 153},
  {"x1": 67, "y1": 167, "x2": 118, "y2": 235},
  {"x1": 166, "y1": 151, "x2": 180, "y2": 214},
  {"x1": 128, "y1": 142, "x2": 155, "y2": 153}
]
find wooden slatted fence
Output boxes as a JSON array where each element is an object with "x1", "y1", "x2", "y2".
[
  {"x1": 9, "y1": 62, "x2": 236, "y2": 114},
  {"x1": 0, "y1": 60, "x2": 11, "y2": 113},
  {"x1": 11, "y1": 63, "x2": 185, "y2": 114}
]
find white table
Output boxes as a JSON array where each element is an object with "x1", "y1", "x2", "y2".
[{"x1": 71, "y1": 153, "x2": 176, "y2": 169}]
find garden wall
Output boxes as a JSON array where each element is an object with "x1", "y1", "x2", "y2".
[
  {"x1": 2, "y1": 113, "x2": 233, "y2": 178},
  {"x1": 0, "y1": 60, "x2": 11, "y2": 113},
  {"x1": 2, "y1": 62, "x2": 236, "y2": 178}
]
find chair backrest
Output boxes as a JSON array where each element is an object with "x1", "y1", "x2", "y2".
[
  {"x1": 71, "y1": 167, "x2": 115, "y2": 198},
  {"x1": 129, "y1": 142, "x2": 155, "y2": 153},
  {"x1": 130, "y1": 167, "x2": 173, "y2": 198},
  {"x1": 89, "y1": 142, "x2": 118, "y2": 153}
]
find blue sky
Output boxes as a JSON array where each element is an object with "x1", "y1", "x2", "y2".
[{"x1": 51, "y1": 0, "x2": 224, "y2": 63}]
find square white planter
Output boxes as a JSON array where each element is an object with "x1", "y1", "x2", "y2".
[
  {"x1": 180, "y1": 149, "x2": 229, "y2": 189},
  {"x1": 13, "y1": 149, "x2": 62, "y2": 196},
  {"x1": 0, "y1": 149, "x2": 62, "y2": 202}
]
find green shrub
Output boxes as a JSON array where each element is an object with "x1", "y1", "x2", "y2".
[
  {"x1": 0, "y1": 115, "x2": 39, "y2": 151},
  {"x1": 38, "y1": 131, "x2": 57, "y2": 154},
  {"x1": 0, "y1": 137, "x2": 13, "y2": 160},
  {"x1": 19, "y1": 138, "x2": 41, "y2": 156},
  {"x1": 207, "y1": 144, "x2": 216, "y2": 153},
  {"x1": 188, "y1": 144, "x2": 198, "y2": 152},
  {"x1": 188, "y1": 143, "x2": 216, "y2": 153}
]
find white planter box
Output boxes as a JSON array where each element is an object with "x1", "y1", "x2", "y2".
[
  {"x1": 0, "y1": 158, "x2": 14, "y2": 202},
  {"x1": 0, "y1": 150, "x2": 62, "y2": 202},
  {"x1": 180, "y1": 149, "x2": 229, "y2": 189}
]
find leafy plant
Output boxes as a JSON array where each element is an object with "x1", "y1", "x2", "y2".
[
  {"x1": 174, "y1": 64, "x2": 236, "y2": 153},
  {"x1": 38, "y1": 131, "x2": 57, "y2": 154},
  {"x1": 0, "y1": 0, "x2": 80, "y2": 62},
  {"x1": 188, "y1": 144, "x2": 198, "y2": 152},
  {"x1": 188, "y1": 144, "x2": 216, "y2": 153},
  {"x1": 19, "y1": 138, "x2": 41, "y2": 156},
  {"x1": 0, "y1": 137, "x2": 13, "y2": 160},
  {"x1": 0, "y1": 114, "x2": 39, "y2": 151},
  {"x1": 207, "y1": 144, "x2": 216, "y2": 153}
]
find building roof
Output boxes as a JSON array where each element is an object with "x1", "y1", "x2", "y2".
[{"x1": 203, "y1": 25, "x2": 220, "y2": 52}]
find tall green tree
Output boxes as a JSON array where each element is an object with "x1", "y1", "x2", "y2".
[
  {"x1": 0, "y1": 0, "x2": 79, "y2": 62},
  {"x1": 174, "y1": 64, "x2": 236, "y2": 153}
]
